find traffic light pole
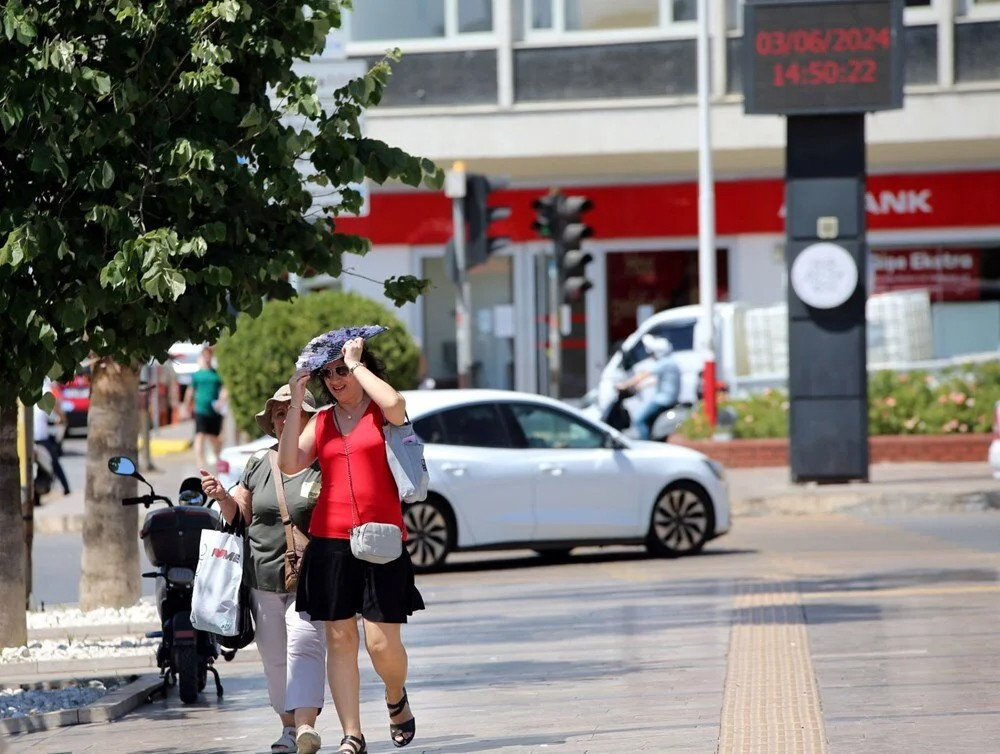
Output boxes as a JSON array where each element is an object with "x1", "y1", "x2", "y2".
[
  {"x1": 697, "y1": 0, "x2": 718, "y2": 427},
  {"x1": 547, "y1": 251, "x2": 562, "y2": 398},
  {"x1": 447, "y1": 163, "x2": 473, "y2": 389}
]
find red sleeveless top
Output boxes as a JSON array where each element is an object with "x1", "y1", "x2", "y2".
[{"x1": 308, "y1": 403, "x2": 406, "y2": 541}]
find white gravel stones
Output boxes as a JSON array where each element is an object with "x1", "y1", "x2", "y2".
[
  {"x1": 27, "y1": 602, "x2": 158, "y2": 630},
  {"x1": 0, "y1": 636, "x2": 156, "y2": 665},
  {"x1": 1, "y1": 604, "x2": 159, "y2": 720},
  {"x1": 1, "y1": 679, "x2": 124, "y2": 719}
]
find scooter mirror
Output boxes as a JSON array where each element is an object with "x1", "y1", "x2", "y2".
[{"x1": 108, "y1": 456, "x2": 137, "y2": 476}]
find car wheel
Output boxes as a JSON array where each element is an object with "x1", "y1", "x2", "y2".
[
  {"x1": 645, "y1": 481, "x2": 715, "y2": 558},
  {"x1": 403, "y1": 496, "x2": 454, "y2": 573}
]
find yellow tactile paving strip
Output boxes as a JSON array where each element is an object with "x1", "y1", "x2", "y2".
[{"x1": 719, "y1": 581, "x2": 829, "y2": 754}]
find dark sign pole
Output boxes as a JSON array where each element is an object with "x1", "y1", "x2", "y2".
[{"x1": 744, "y1": 0, "x2": 904, "y2": 482}]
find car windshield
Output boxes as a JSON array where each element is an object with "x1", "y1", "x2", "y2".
[{"x1": 623, "y1": 320, "x2": 695, "y2": 369}]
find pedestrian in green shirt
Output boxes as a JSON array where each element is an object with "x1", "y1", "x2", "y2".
[{"x1": 186, "y1": 347, "x2": 226, "y2": 469}]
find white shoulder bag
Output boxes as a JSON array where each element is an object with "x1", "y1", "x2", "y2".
[{"x1": 333, "y1": 407, "x2": 403, "y2": 565}]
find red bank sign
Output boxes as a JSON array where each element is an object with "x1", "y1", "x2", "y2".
[{"x1": 335, "y1": 170, "x2": 1000, "y2": 245}]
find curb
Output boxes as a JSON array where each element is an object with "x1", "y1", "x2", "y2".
[
  {"x1": 733, "y1": 487, "x2": 1000, "y2": 517},
  {"x1": 0, "y1": 645, "x2": 260, "y2": 684},
  {"x1": 143, "y1": 438, "x2": 193, "y2": 456},
  {"x1": 34, "y1": 515, "x2": 82, "y2": 535},
  {"x1": 0, "y1": 674, "x2": 163, "y2": 735}
]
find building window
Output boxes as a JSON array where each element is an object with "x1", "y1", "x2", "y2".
[
  {"x1": 459, "y1": 0, "x2": 494, "y2": 32},
  {"x1": 527, "y1": 0, "x2": 697, "y2": 36},
  {"x1": 348, "y1": 0, "x2": 494, "y2": 43},
  {"x1": 727, "y1": 0, "x2": 939, "y2": 31},
  {"x1": 565, "y1": 0, "x2": 659, "y2": 30}
]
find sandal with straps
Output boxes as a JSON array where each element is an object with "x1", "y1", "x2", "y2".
[
  {"x1": 386, "y1": 687, "x2": 416, "y2": 748},
  {"x1": 337, "y1": 734, "x2": 366, "y2": 754}
]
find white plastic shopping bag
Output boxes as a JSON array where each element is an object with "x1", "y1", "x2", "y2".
[{"x1": 191, "y1": 528, "x2": 244, "y2": 636}]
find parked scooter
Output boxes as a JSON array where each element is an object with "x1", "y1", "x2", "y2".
[{"x1": 107, "y1": 456, "x2": 227, "y2": 704}]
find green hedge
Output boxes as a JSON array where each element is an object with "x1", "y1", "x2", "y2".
[
  {"x1": 215, "y1": 290, "x2": 420, "y2": 437},
  {"x1": 679, "y1": 361, "x2": 1000, "y2": 440}
]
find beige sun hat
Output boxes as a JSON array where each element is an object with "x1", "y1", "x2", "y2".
[{"x1": 255, "y1": 384, "x2": 317, "y2": 437}]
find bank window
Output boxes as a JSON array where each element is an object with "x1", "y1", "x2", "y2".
[
  {"x1": 527, "y1": 0, "x2": 697, "y2": 36},
  {"x1": 348, "y1": 0, "x2": 493, "y2": 43}
]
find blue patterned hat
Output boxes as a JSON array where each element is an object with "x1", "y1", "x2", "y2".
[{"x1": 295, "y1": 325, "x2": 388, "y2": 372}]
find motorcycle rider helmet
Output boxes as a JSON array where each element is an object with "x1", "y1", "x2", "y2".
[{"x1": 641, "y1": 333, "x2": 673, "y2": 358}]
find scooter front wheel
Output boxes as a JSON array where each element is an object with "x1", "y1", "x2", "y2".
[{"x1": 176, "y1": 646, "x2": 199, "y2": 703}]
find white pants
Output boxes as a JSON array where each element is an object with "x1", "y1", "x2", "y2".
[{"x1": 250, "y1": 588, "x2": 327, "y2": 715}]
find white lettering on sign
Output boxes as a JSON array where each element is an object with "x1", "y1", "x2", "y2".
[
  {"x1": 777, "y1": 189, "x2": 933, "y2": 218},
  {"x1": 866, "y1": 190, "x2": 933, "y2": 216},
  {"x1": 872, "y1": 249, "x2": 975, "y2": 273}
]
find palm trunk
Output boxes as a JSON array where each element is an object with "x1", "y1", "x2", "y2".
[
  {"x1": 0, "y1": 396, "x2": 27, "y2": 648},
  {"x1": 79, "y1": 358, "x2": 141, "y2": 610}
]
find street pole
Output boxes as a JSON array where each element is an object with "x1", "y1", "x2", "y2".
[
  {"x1": 446, "y1": 162, "x2": 473, "y2": 388},
  {"x1": 697, "y1": 0, "x2": 718, "y2": 426},
  {"x1": 548, "y1": 252, "x2": 561, "y2": 398}
]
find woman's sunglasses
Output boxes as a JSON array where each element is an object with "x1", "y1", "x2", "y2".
[{"x1": 318, "y1": 364, "x2": 351, "y2": 379}]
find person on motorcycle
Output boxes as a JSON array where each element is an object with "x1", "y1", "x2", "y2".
[
  {"x1": 616, "y1": 334, "x2": 681, "y2": 441},
  {"x1": 200, "y1": 385, "x2": 326, "y2": 754}
]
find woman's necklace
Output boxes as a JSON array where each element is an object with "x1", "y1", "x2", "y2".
[{"x1": 337, "y1": 396, "x2": 367, "y2": 420}]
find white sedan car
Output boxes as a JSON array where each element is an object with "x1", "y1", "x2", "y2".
[
  {"x1": 402, "y1": 389, "x2": 730, "y2": 571},
  {"x1": 214, "y1": 389, "x2": 732, "y2": 571}
]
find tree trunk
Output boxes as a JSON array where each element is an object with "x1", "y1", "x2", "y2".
[
  {"x1": 20, "y1": 402, "x2": 34, "y2": 609},
  {"x1": 80, "y1": 358, "x2": 141, "y2": 610},
  {"x1": 0, "y1": 396, "x2": 27, "y2": 648}
]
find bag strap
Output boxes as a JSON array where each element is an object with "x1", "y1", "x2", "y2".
[
  {"x1": 383, "y1": 410, "x2": 411, "y2": 429},
  {"x1": 267, "y1": 450, "x2": 299, "y2": 555},
  {"x1": 331, "y1": 406, "x2": 361, "y2": 529}
]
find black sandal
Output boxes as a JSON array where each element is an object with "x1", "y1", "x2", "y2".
[
  {"x1": 386, "y1": 687, "x2": 416, "y2": 748},
  {"x1": 337, "y1": 734, "x2": 366, "y2": 754}
]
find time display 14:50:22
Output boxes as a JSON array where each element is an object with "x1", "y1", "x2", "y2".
[{"x1": 773, "y1": 58, "x2": 878, "y2": 86}]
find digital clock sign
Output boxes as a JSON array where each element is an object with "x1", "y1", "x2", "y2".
[{"x1": 743, "y1": 0, "x2": 904, "y2": 115}]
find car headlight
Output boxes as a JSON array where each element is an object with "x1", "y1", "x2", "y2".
[{"x1": 703, "y1": 459, "x2": 725, "y2": 481}]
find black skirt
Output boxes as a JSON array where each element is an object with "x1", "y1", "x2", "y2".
[{"x1": 296, "y1": 537, "x2": 425, "y2": 624}]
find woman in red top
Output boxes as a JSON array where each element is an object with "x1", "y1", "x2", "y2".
[{"x1": 279, "y1": 330, "x2": 423, "y2": 754}]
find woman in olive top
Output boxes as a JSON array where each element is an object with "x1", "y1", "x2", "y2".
[{"x1": 201, "y1": 385, "x2": 326, "y2": 754}]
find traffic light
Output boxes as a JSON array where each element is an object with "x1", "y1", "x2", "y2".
[
  {"x1": 531, "y1": 191, "x2": 594, "y2": 303},
  {"x1": 556, "y1": 195, "x2": 594, "y2": 302},
  {"x1": 464, "y1": 174, "x2": 511, "y2": 269}
]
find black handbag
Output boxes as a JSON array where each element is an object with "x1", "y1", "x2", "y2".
[{"x1": 216, "y1": 512, "x2": 256, "y2": 650}]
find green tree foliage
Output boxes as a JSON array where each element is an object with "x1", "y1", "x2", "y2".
[
  {"x1": 0, "y1": 0, "x2": 441, "y2": 635},
  {"x1": 0, "y1": 0, "x2": 441, "y2": 403},
  {"x1": 215, "y1": 290, "x2": 421, "y2": 436}
]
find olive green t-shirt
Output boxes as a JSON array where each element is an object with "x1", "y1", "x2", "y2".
[{"x1": 240, "y1": 448, "x2": 321, "y2": 593}]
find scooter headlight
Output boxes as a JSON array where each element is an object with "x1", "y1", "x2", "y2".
[{"x1": 167, "y1": 567, "x2": 195, "y2": 584}]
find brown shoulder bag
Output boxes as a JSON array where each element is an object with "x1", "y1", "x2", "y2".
[{"x1": 268, "y1": 451, "x2": 310, "y2": 591}]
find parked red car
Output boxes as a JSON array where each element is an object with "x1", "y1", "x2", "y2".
[{"x1": 51, "y1": 371, "x2": 91, "y2": 436}]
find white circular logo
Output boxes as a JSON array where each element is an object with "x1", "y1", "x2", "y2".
[{"x1": 790, "y1": 242, "x2": 858, "y2": 309}]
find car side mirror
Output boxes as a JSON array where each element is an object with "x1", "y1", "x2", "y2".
[{"x1": 605, "y1": 434, "x2": 627, "y2": 451}]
